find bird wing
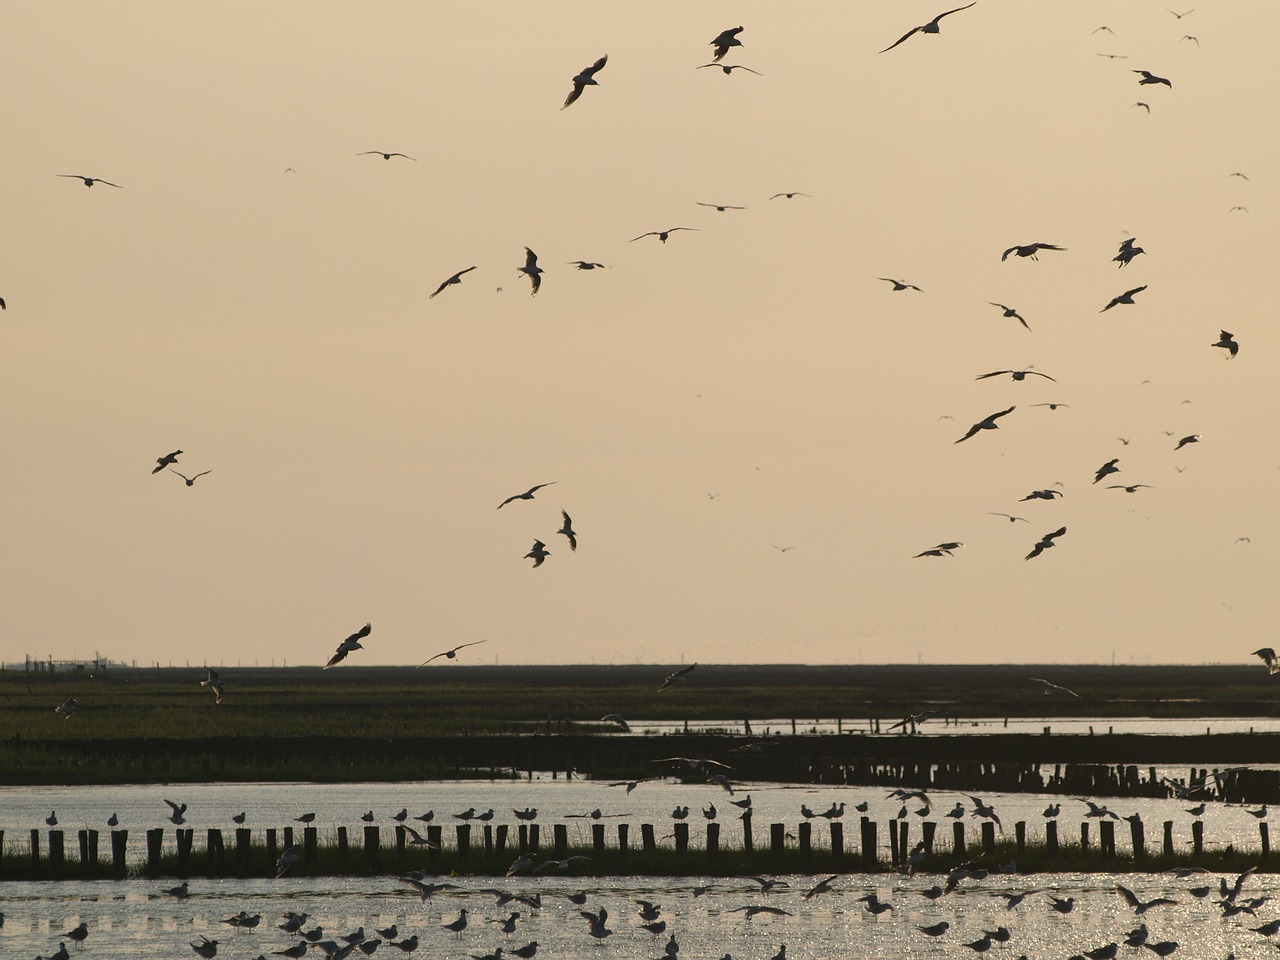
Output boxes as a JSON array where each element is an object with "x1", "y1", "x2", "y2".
[
  {"x1": 1117, "y1": 885, "x2": 1140, "y2": 908},
  {"x1": 193, "y1": 471, "x2": 212, "y2": 480},
  {"x1": 324, "y1": 648, "x2": 349, "y2": 668},
  {"x1": 523, "y1": 248, "x2": 539, "y2": 269},
  {"x1": 96, "y1": 179, "x2": 124, "y2": 188},
  {"x1": 975, "y1": 370, "x2": 1010, "y2": 380},
  {"x1": 1001, "y1": 246, "x2": 1019, "y2": 261},
  {"x1": 1125, "y1": 285, "x2": 1148, "y2": 297},
  {"x1": 1027, "y1": 371, "x2": 1056, "y2": 381},
  {"x1": 955, "y1": 422, "x2": 983, "y2": 443},
  {"x1": 880, "y1": 25, "x2": 922, "y2": 53},
  {"x1": 562, "y1": 81, "x2": 587, "y2": 109},
  {"x1": 933, "y1": 2, "x2": 978, "y2": 24},
  {"x1": 345, "y1": 623, "x2": 372, "y2": 644},
  {"x1": 630, "y1": 232, "x2": 658, "y2": 241},
  {"x1": 584, "y1": 55, "x2": 608, "y2": 77},
  {"x1": 429, "y1": 278, "x2": 452, "y2": 298}
]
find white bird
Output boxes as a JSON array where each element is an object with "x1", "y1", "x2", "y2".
[
  {"x1": 200, "y1": 667, "x2": 225, "y2": 704},
  {"x1": 54, "y1": 698, "x2": 78, "y2": 718},
  {"x1": 601, "y1": 714, "x2": 630, "y2": 732},
  {"x1": 165, "y1": 799, "x2": 188, "y2": 824},
  {"x1": 420, "y1": 640, "x2": 487, "y2": 666},
  {"x1": 276, "y1": 845, "x2": 302, "y2": 877},
  {"x1": 1029, "y1": 676, "x2": 1079, "y2": 697},
  {"x1": 1253, "y1": 649, "x2": 1280, "y2": 675},
  {"x1": 659, "y1": 663, "x2": 697, "y2": 690},
  {"x1": 402, "y1": 825, "x2": 439, "y2": 848}
]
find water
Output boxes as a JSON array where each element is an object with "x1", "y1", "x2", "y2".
[
  {"x1": 0, "y1": 870, "x2": 1273, "y2": 960},
  {"x1": 0, "y1": 779, "x2": 1271, "y2": 861},
  {"x1": 624, "y1": 717, "x2": 1280, "y2": 737}
]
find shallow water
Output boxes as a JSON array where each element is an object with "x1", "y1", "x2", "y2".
[{"x1": 0, "y1": 870, "x2": 1273, "y2": 960}]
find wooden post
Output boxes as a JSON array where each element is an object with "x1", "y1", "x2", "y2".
[
  {"x1": 641, "y1": 823, "x2": 656, "y2": 854},
  {"x1": 1191, "y1": 820, "x2": 1203, "y2": 856},
  {"x1": 363, "y1": 825, "x2": 379, "y2": 868},
  {"x1": 111, "y1": 830, "x2": 128, "y2": 879},
  {"x1": 1015, "y1": 822, "x2": 1026, "y2": 856},
  {"x1": 799, "y1": 821, "x2": 812, "y2": 862},
  {"x1": 0, "y1": 829, "x2": 4, "y2": 872},
  {"x1": 457, "y1": 824, "x2": 472, "y2": 860},
  {"x1": 528, "y1": 824, "x2": 540, "y2": 851},
  {"x1": 1080, "y1": 822, "x2": 1090, "y2": 852},
  {"x1": 980, "y1": 821, "x2": 995, "y2": 856},
  {"x1": 742, "y1": 812, "x2": 753, "y2": 853},
  {"x1": 176, "y1": 828, "x2": 193, "y2": 874},
  {"x1": 861, "y1": 819, "x2": 877, "y2": 868},
  {"x1": 147, "y1": 828, "x2": 163, "y2": 874},
  {"x1": 707, "y1": 822, "x2": 720, "y2": 858},
  {"x1": 674, "y1": 822, "x2": 689, "y2": 855},
  {"x1": 770, "y1": 822, "x2": 786, "y2": 865},
  {"x1": 888, "y1": 820, "x2": 899, "y2": 864},
  {"x1": 1129, "y1": 817, "x2": 1145, "y2": 859},
  {"x1": 900, "y1": 822, "x2": 910, "y2": 862},
  {"x1": 283, "y1": 826, "x2": 294, "y2": 849},
  {"x1": 592, "y1": 823, "x2": 606, "y2": 860},
  {"x1": 518, "y1": 824, "x2": 529, "y2": 853},
  {"x1": 427, "y1": 826, "x2": 442, "y2": 861},
  {"x1": 1261, "y1": 822, "x2": 1270, "y2": 859},
  {"x1": 207, "y1": 829, "x2": 225, "y2": 878},
  {"x1": 495, "y1": 824, "x2": 508, "y2": 856},
  {"x1": 336, "y1": 826, "x2": 349, "y2": 864},
  {"x1": 1045, "y1": 820, "x2": 1058, "y2": 855},
  {"x1": 483, "y1": 825, "x2": 493, "y2": 857},
  {"x1": 952, "y1": 820, "x2": 966, "y2": 856},
  {"x1": 236, "y1": 828, "x2": 250, "y2": 875},
  {"x1": 49, "y1": 830, "x2": 65, "y2": 871},
  {"x1": 1163, "y1": 821, "x2": 1174, "y2": 856},
  {"x1": 265, "y1": 828, "x2": 278, "y2": 867},
  {"x1": 1099, "y1": 820, "x2": 1114, "y2": 858},
  {"x1": 617, "y1": 823, "x2": 628, "y2": 854},
  {"x1": 395, "y1": 825, "x2": 407, "y2": 859},
  {"x1": 830, "y1": 821, "x2": 843, "y2": 863},
  {"x1": 303, "y1": 827, "x2": 317, "y2": 866},
  {"x1": 553, "y1": 823, "x2": 567, "y2": 858},
  {"x1": 922, "y1": 821, "x2": 936, "y2": 855}
]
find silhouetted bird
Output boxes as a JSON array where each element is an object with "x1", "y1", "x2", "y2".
[
  {"x1": 1002, "y1": 242, "x2": 1066, "y2": 261},
  {"x1": 955, "y1": 406, "x2": 1015, "y2": 443},
  {"x1": 563, "y1": 55, "x2": 608, "y2": 109},
  {"x1": 430, "y1": 266, "x2": 477, "y2": 299},
  {"x1": 709, "y1": 26, "x2": 745, "y2": 62},
  {"x1": 880, "y1": 2, "x2": 978, "y2": 53}
]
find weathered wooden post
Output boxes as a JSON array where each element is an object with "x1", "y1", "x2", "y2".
[
  {"x1": 1080, "y1": 822, "x2": 1090, "y2": 852},
  {"x1": 395, "y1": 826, "x2": 407, "y2": 859},
  {"x1": 518, "y1": 824, "x2": 529, "y2": 853},
  {"x1": 49, "y1": 830, "x2": 65, "y2": 871},
  {"x1": 207, "y1": 829, "x2": 225, "y2": 877},
  {"x1": 363, "y1": 825, "x2": 379, "y2": 868},
  {"x1": 592, "y1": 823, "x2": 606, "y2": 860},
  {"x1": 888, "y1": 820, "x2": 900, "y2": 864},
  {"x1": 176, "y1": 828, "x2": 193, "y2": 874},
  {"x1": 831, "y1": 821, "x2": 844, "y2": 863},
  {"x1": 900, "y1": 822, "x2": 911, "y2": 861},
  {"x1": 742, "y1": 812, "x2": 753, "y2": 853},
  {"x1": 30, "y1": 829, "x2": 41, "y2": 874},
  {"x1": 111, "y1": 830, "x2": 128, "y2": 879},
  {"x1": 707, "y1": 822, "x2": 720, "y2": 858},
  {"x1": 283, "y1": 827, "x2": 294, "y2": 849},
  {"x1": 146, "y1": 828, "x2": 163, "y2": 874},
  {"x1": 770, "y1": 822, "x2": 786, "y2": 866},
  {"x1": 1099, "y1": 820, "x2": 1115, "y2": 858},
  {"x1": 427, "y1": 825, "x2": 442, "y2": 861},
  {"x1": 617, "y1": 823, "x2": 629, "y2": 854},
  {"x1": 1045, "y1": 820, "x2": 1058, "y2": 855},
  {"x1": 529, "y1": 824, "x2": 540, "y2": 851},
  {"x1": 641, "y1": 823, "x2": 657, "y2": 854},
  {"x1": 952, "y1": 821, "x2": 966, "y2": 856},
  {"x1": 495, "y1": 824, "x2": 508, "y2": 856},
  {"x1": 336, "y1": 826, "x2": 349, "y2": 865},
  {"x1": 674, "y1": 822, "x2": 689, "y2": 855},
  {"x1": 481, "y1": 825, "x2": 493, "y2": 857},
  {"x1": 1163, "y1": 821, "x2": 1175, "y2": 857},
  {"x1": 980, "y1": 821, "x2": 995, "y2": 856},
  {"x1": 1260, "y1": 822, "x2": 1270, "y2": 859},
  {"x1": 553, "y1": 823, "x2": 568, "y2": 858},
  {"x1": 922, "y1": 820, "x2": 936, "y2": 854},
  {"x1": 1014, "y1": 822, "x2": 1026, "y2": 856},
  {"x1": 457, "y1": 824, "x2": 472, "y2": 860},
  {"x1": 862, "y1": 819, "x2": 878, "y2": 868},
  {"x1": 799, "y1": 821, "x2": 812, "y2": 863},
  {"x1": 1129, "y1": 816, "x2": 1144, "y2": 859},
  {"x1": 266, "y1": 828, "x2": 279, "y2": 867},
  {"x1": 303, "y1": 827, "x2": 317, "y2": 866}
]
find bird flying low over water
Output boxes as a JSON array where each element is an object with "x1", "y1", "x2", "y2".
[
  {"x1": 976, "y1": 368, "x2": 1055, "y2": 382},
  {"x1": 631, "y1": 227, "x2": 699, "y2": 243},
  {"x1": 358, "y1": 151, "x2": 416, "y2": 160},
  {"x1": 601, "y1": 714, "x2": 630, "y2": 732},
  {"x1": 525, "y1": 540, "x2": 550, "y2": 567},
  {"x1": 420, "y1": 640, "x2": 487, "y2": 666},
  {"x1": 518, "y1": 248, "x2": 543, "y2": 295},
  {"x1": 879, "y1": 2, "x2": 978, "y2": 53},
  {"x1": 1025, "y1": 527, "x2": 1067, "y2": 560},
  {"x1": 989, "y1": 303, "x2": 1029, "y2": 329},
  {"x1": 59, "y1": 174, "x2": 122, "y2": 188},
  {"x1": 1134, "y1": 70, "x2": 1172, "y2": 87},
  {"x1": 1002, "y1": 243, "x2": 1066, "y2": 261},
  {"x1": 1101, "y1": 285, "x2": 1147, "y2": 311},
  {"x1": 1212, "y1": 330, "x2": 1238, "y2": 357},
  {"x1": 153, "y1": 450, "x2": 182, "y2": 473},
  {"x1": 955, "y1": 406, "x2": 1015, "y2": 443},
  {"x1": 430, "y1": 266, "x2": 477, "y2": 299},
  {"x1": 660, "y1": 663, "x2": 697, "y2": 690},
  {"x1": 1029, "y1": 677, "x2": 1079, "y2": 697},
  {"x1": 497, "y1": 482, "x2": 556, "y2": 509},
  {"x1": 562, "y1": 55, "x2": 607, "y2": 109},
  {"x1": 697, "y1": 63, "x2": 762, "y2": 75},
  {"x1": 557, "y1": 509, "x2": 577, "y2": 550},
  {"x1": 709, "y1": 26, "x2": 745, "y2": 62},
  {"x1": 325, "y1": 623, "x2": 371, "y2": 668}
]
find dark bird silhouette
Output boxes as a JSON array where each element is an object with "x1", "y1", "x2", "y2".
[
  {"x1": 990, "y1": 512, "x2": 1030, "y2": 522},
  {"x1": 989, "y1": 302, "x2": 1029, "y2": 329},
  {"x1": 1134, "y1": 70, "x2": 1172, "y2": 87},
  {"x1": 1117, "y1": 885, "x2": 1177, "y2": 914},
  {"x1": 325, "y1": 623, "x2": 371, "y2": 668},
  {"x1": 1002, "y1": 242, "x2": 1066, "y2": 261},
  {"x1": 1180, "y1": 35, "x2": 1199, "y2": 45},
  {"x1": 631, "y1": 227, "x2": 698, "y2": 243},
  {"x1": 497, "y1": 482, "x2": 556, "y2": 509},
  {"x1": 709, "y1": 26, "x2": 745, "y2": 62},
  {"x1": 1168, "y1": 7, "x2": 1194, "y2": 17},
  {"x1": 1093, "y1": 458, "x2": 1120, "y2": 484},
  {"x1": 153, "y1": 450, "x2": 183, "y2": 473},
  {"x1": 567, "y1": 261, "x2": 606, "y2": 270},
  {"x1": 420, "y1": 640, "x2": 487, "y2": 666},
  {"x1": 430, "y1": 266, "x2": 477, "y2": 299},
  {"x1": 172, "y1": 469, "x2": 211, "y2": 486},
  {"x1": 976, "y1": 368, "x2": 1055, "y2": 383},
  {"x1": 358, "y1": 151, "x2": 416, "y2": 160},
  {"x1": 59, "y1": 174, "x2": 122, "y2": 188},
  {"x1": 880, "y1": 2, "x2": 978, "y2": 53},
  {"x1": 1174, "y1": 434, "x2": 1199, "y2": 450},
  {"x1": 955, "y1": 406, "x2": 1015, "y2": 443},
  {"x1": 557, "y1": 509, "x2": 577, "y2": 551},
  {"x1": 563, "y1": 55, "x2": 608, "y2": 109},
  {"x1": 1134, "y1": 102, "x2": 1151, "y2": 112},
  {"x1": 660, "y1": 663, "x2": 697, "y2": 690},
  {"x1": 697, "y1": 201, "x2": 746, "y2": 211},
  {"x1": 697, "y1": 63, "x2": 762, "y2": 76},
  {"x1": 879, "y1": 278, "x2": 922, "y2": 292},
  {"x1": 1114, "y1": 238, "x2": 1145, "y2": 268},
  {"x1": 1021, "y1": 488, "x2": 1063, "y2": 501},
  {"x1": 1101, "y1": 285, "x2": 1147, "y2": 311},
  {"x1": 769, "y1": 191, "x2": 812, "y2": 200},
  {"x1": 1212, "y1": 330, "x2": 1238, "y2": 358},
  {"x1": 1025, "y1": 526, "x2": 1067, "y2": 560},
  {"x1": 1108, "y1": 484, "x2": 1153, "y2": 494},
  {"x1": 517, "y1": 248, "x2": 543, "y2": 295},
  {"x1": 525, "y1": 540, "x2": 549, "y2": 568}
]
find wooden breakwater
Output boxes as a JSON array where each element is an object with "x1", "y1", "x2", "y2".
[{"x1": 0, "y1": 815, "x2": 1273, "y2": 882}]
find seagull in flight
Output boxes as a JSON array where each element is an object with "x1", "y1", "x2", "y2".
[
  {"x1": 429, "y1": 266, "x2": 477, "y2": 299},
  {"x1": 976, "y1": 368, "x2": 1055, "y2": 383},
  {"x1": 1002, "y1": 242, "x2": 1066, "y2": 261},
  {"x1": 1168, "y1": 7, "x2": 1194, "y2": 17},
  {"x1": 879, "y1": 278, "x2": 922, "y2": 292},
  {"x1": 1174, "y1": 434, "x2": 1200, "y2": 450},
  {"x1": 172, "y1": 469, "x2": 211, "y2": 486},
  {"x1": 556, "y1": 509, "x2": 577, "y2": 550},
  {"x1": 1108, "y1": 484, "x2": 1152, "y2": 494},
  {"x1": 1253, "y1": 649, "x2": 1280, "y2": 675},
  {"x1": 562, "y1": 55, "x2": 608, "y2": 109},
  {"x1": 1134, "y1": 70, "x2": 1172, "y2": 88},
  {"x1": 1114, "y1": 238, "x2": 1145, "y2": 268},
  {"x1": 517, "y1": 248, "x2": 543, "y2": 295},
  {"x1": 955, "y1": 406, "x2": 1015, "y2": 443},
  {"x1": 1029, "y1": 677, "x2": 1079, "y2": 697},
  {"x1": 1133, "y1": 102, "x2": 1151, "y2": 112},
  {"x1": 989, "y1": 512, "x2": 1029, "y2": 522},
  {"x1": 59, "y1": 174, "x2": 122, "y2": 188},
  {"x1": 1101, "y1": 285, "x2": 1147, "y2": 311},
  {"x1": 697, "y1": 63, "x2": 763, "y2": 76},
  {"x1": 989, "y1": 302, "x2": 1029, "y2": 330},
  {"x1": 1211, "y1": 330, "x2": 1238, "y2": 358},
  {"x1": 709, "y1": 26, "x2": 745, "y2": 62},
  {"x1": 1093, "y1": 458, "x2": 1120, "y2": 484},
  {"x1": 498, "y1": 482, "x2": 556, "y2": 509},
  {"x1": 525, "y1": 540, "x2": 550, "y2": 568},
  {"x1": 201, "y1": 667, "x2": 225, "y2": 704},
  {"x1": 1025, "y1": 526, "x2": 1067, "y2": 560},
  {"x1": 54, "y1": 698, "x2": 78, "y2": 718},
  {"x1": 165, "y1": 799, "x2": 188, "y2": 825},
  {"x1": 697, "y1": 201, "x2": 747, "y2": 211},
  {"x1": 325, "y1": 623, "x2": 371, "y2": 668},
  {"x1": 879, "y1": 2, "x2": 978, "y2": 54},
  {"x1": 358, "y1": 151, "x2": 416, "y2": 160},
  {"x1": 420, "y1": 640, "x2": 487, "y2": 666},
  {"x1": 770, "y1": 191, "x2": 812, "y2": 200},
  {"x1": 631, "y1": 227, "x2": 698, "y2": 243},
  {"x1": 660, "y1": 663, "x2": 697, "y2": 690},
  {"x1": 601, "y1": 715, "x2": 631, "y2": 733},
  {"x1": 153, "y1": 450, "x2": 183, "y2": 473},
  {"x1": 567, "y1": 261, "x2": 606, "y2": 270},
  {"x1": 1021, "y1": 488, "x2": 1062, "y2": 501}
]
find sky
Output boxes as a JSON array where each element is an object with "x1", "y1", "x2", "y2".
[{"x1": 1, "y1": 3, "x2": 1275, "y2": 668}]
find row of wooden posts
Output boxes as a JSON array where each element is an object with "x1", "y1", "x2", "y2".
[{"x1": 2, "y1": 815, "x2": 1273, "y2": 879}]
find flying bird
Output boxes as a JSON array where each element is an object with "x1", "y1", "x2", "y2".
[
  {"x1": 517, "y1": 248, "x2": 543, "y2": 295},
  {"x1": 420, "y1": 640, "x2": 487, "y2": 666},
  {"x1": 989, "y1": 302, "x2": 1029, "y2": 329},
  {"x1": 631, "y1": 227, "x2": 699, "y2": 243},
  {"x1": 1093, "y1": 458, "x2": 1120, "y2": 483},
  {"x1": 1025, "y1": 527, "x2": 1067, "y2": 560},
  {"x1": 567, "y1": 261, "x2": 606, "y2": 270},
  {"x1": 358, "y1": 151, "x2": 416, "y2": 160},
  {"x1": 1002, "y1": 242, "x2": 1066, "y2": 261},
  {"x1": 1174, "y1": 434, "x2": 1199, "y2": 450},
  {"x1": 879, "y1": 278, "x2": 922, "y2": 292},
  {"x1": 955, "y1": 406, "x2": 1015, "y2": 443},
  {"x1": 562, "y1": 55, "x2": 608, "y2": 109},
  {"x1": 769, "y1": 192, "x2": 812, "y2": 200},
  {"x1": 54, "y1": 698, "x2": 77, "y2": 718},
  {"x1": 556, "y1": 509, "x2": 577, "y2": 550},
  {"x1": 660, "y1": 663, "x2": 697, "y2": 690},
  {"x1": 429, "y1": 266, "x2": 478, "y2": 299},
  {"x1": 1253, "y1": 648, "x2": 1280, "y2": 675},
  {"x1": 1168, "y1": 7, "x2": 1194, "y2": 17},
  {"x1": 989, "y1": 512, "x2": 1029, "y2": 522},
  {"x1": 1117, "y1": 885, "x2": 1177, "y2": 914},
  {"x1": 601, "y1": 714, "x2": 630, "y2": 732},
  {"x1": 497, "y1": 482, "x2": 556, "y2": 509},
  {"x1": 172, "y1": 469, "x2": 211, "y2": 486},
  {"x1": 1134, "y1": 70, "x2": 1172, "y2": 87},
  {"x1": 1211, "y1": 330, "x2": 1238, "y2": 357},
  {"x1": 525, "y1": 540, "x2": 550, "y2": 568},
  {"x1": 153, "y1": 450, "x2": 183, "y2": 473},
  {"x1": 1133, "y1": 102, "x2": 1151, "y2": 112},
  {"x1": 165, "y1": 799, "x2": 188, "y2": 825},
  {"x1": 976, "y1": 368, "x2": 1055, "y2": 382},
  {"x1": 1114, "y1": 238, "x2": 1145, "y2": 267},
  {"x1": 58, "y1": 174, "x2": 122, "y2": 188},
  {"x1": 1101, "y1": 285, "x2": 1147, "y2": 311},
  {"x1": 879, "y1": 2, "x2": 978, "y2": 53},
  {"x1": 201, "y1": 667, "x2": 225, "y2": 704},
  {"x1": 1021, "y1": 488, "x2": 1062, "y2": 501},
  {"x1": 1029, "y1": 677, "x2": 1079, "y2": 697},
  {"x1": 697, "y1": 201, "x2": 746, "y2": 211},
  {"x1": 709, "y1": 26, "x2": 745, "y2": 62},
  {"x1": 325, "y1": 623, "x2": 371, "y2": 668},
  {"x1": 697, "y1": 63, "x2": 762, "y2": 75}
]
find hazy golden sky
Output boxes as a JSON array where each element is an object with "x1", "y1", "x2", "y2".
[{"x1": 2, "y1": 3, "x2": 1275, "y2": 667}]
